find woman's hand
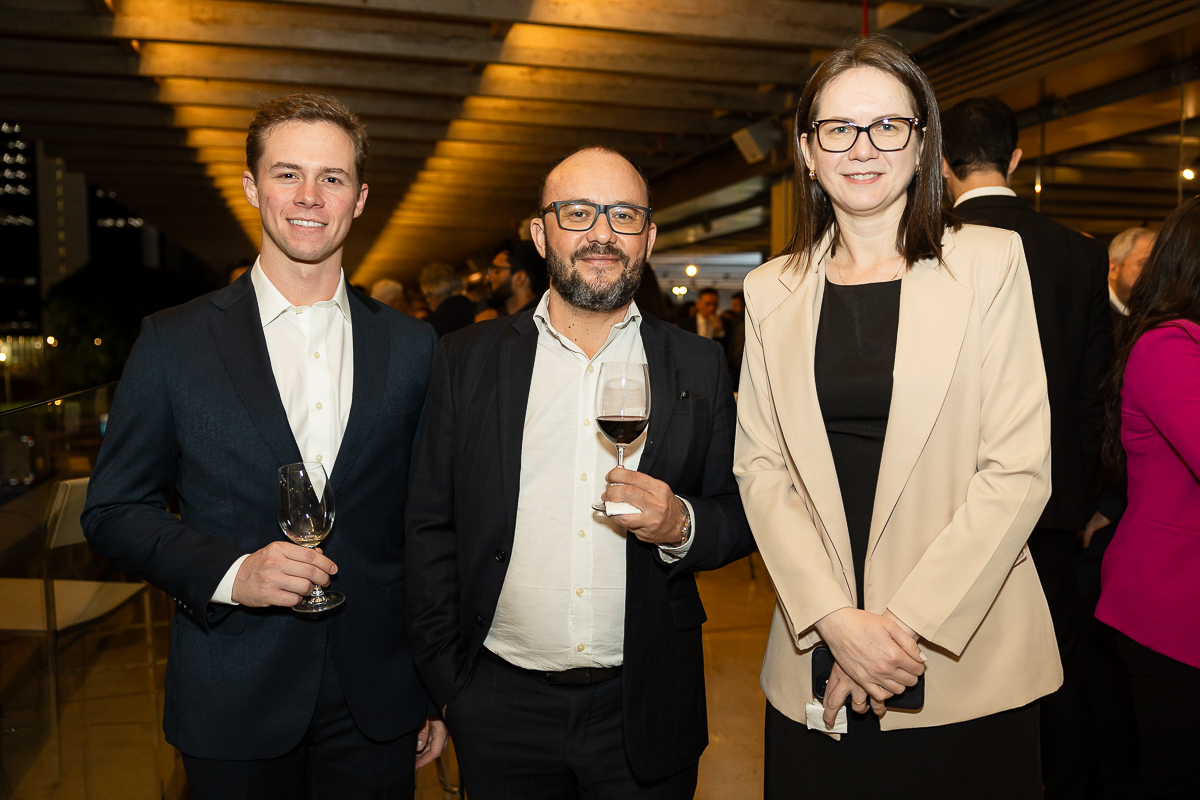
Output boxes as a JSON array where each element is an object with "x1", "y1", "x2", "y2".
[
  {"x1": 822, "y1": 662, "x2": 886, "y2": 729},
  {"x1": 814, "y1": 607, "x2": 926, "y2": 702}
]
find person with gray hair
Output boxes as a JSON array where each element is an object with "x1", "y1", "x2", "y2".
[
  {"x1": 1108, "y1": 227, "x2": 1155, "y2": 322},
  {"x1": 420, "y1": 262, "x2": 475, "y2": 338},
  {"x1": 370, "y1": 278, "x2": 411, "y2": 315}
]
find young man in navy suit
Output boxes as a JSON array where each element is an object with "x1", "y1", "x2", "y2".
[{"x1": 84, "y1": 93, "x2": 445, "y2": 799}]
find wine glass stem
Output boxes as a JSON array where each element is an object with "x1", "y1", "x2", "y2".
[{"x1": 616, "y1": 444, "x2": 625, "y2": 469}]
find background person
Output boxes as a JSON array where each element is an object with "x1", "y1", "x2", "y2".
[
  {"x1": 370, "y1": 277, "x2": 411, "y2": 315},
  {"x1": 1108, "y1": 227, "x2": 1155, "y2": 323},
  {"x1": 1097, "y1": 196, "x2": 1200, "y2": 800},
  {"x1": 679, "y1": 287, "x2": 725, "y2": 343},
  {"x1": 420, "y1": 261, "x2": 475, "y2": 338},
  {"x1": 735, "y1": 37, "x2": 1061, "y2": 799},
  {"x1": 942, "y1": 95, "x2": 1113, "y2": 800}
]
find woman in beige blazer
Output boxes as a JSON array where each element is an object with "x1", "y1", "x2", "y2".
[{"x1": 735, "y1": 37, "x2": 1062, "y2": 798}]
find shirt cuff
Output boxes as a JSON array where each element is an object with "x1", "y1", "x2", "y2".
[
  {"x1": 211, "y1": 554, "x2": 250, "y2": 605},
  {"x1": 658, "y1": 497, "x2": 696, "y2": 563}
]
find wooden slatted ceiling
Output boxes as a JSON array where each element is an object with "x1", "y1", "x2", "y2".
[{"x1": 1, "y1": 0, "x2": 1004, "y2": 281}]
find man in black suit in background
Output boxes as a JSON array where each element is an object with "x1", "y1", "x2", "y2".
[
  {"x1": 943, "y1": 97, "x2": 1114, "y2": 800},
  {"x1": 83, "y1": 93, "x2": 445, "y2": 799},
  {"x1": 406, "y1": 146, "x2": 753, "y2": 799}
]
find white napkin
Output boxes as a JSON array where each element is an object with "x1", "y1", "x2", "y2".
[
  {"x1": 806, "y1": 702, "x2": 847, "y2": 734},
  {"x1": 603, "y1": 501, "x2": 642, "y2": 516}
]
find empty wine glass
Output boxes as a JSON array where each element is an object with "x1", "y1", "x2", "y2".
[{"x1": 278, "y1": 461, "x2": 344, "y2": 613}]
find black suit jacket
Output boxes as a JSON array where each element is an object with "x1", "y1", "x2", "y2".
[
  {"x1": 82, "y1": 272, "x2": 438, "y2": 759},
  {"x1": 956, "y1": 194, "x2": 1114, "y2": 530},
  {"x1": 405, "y1": 310, "x2": 753, "y2": 782}
]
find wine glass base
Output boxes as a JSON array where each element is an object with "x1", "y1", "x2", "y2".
[{"x1": 293, "y1": 591, "x2": 346, "y2": 614}]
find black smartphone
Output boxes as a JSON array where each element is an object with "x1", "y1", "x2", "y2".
[{"x1": 811, "y1": 645, "x2": 925, "y2": 710}]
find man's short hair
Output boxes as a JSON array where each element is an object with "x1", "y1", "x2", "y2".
[
  {"x1": 697, "y1": 287, "x2": 719, "y2": 299},
  {"x1": 537, "y1": 146, "x2": 652, "y2": 212},
  {"x1": 246, "y1": 93, "x2": 368, "y2": 186},
  {"x1": 1108, "y1": 226, "x2": 1155, "y2": 264},
  {"x1": 941, "y1": 97, "x2": 1019, "y2": 181},
  {"x1": 419, "y1": 262, "x2": 462, "y2": 303}
]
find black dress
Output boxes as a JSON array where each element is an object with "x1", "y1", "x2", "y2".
[{"x1": 763, "y1": 278, "x2": 1042, "y2": 799}]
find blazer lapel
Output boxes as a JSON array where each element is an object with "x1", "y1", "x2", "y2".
[
  {"x1": 867, "y1": 260, "x2": 973, "y2": 557},
  {"x1": 636, "y1": 316, "x2": 676, "y2": 477},
  {"x1": 496, "y1": 314, "x2": 539, "y2": 537},
  {"x1": 208, "y1": 283, "x2": 303, "y2": 468},
  {"x1": 330, "y1": 293, "x2": 388, "y2": 493},
  {"x1": 760, "y1": 257, "x2": 855, "y2": 585}
]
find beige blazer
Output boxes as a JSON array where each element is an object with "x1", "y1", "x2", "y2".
[{"x1": 735, "y1": 224, "x2": 1063, "y2": 730}]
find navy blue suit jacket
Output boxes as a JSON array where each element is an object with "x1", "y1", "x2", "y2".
[
  {"x1": 405, "y1": 310, "x2": 753, "y2": 782},
  {"x1": 82, "y1": 271, "x2": 437, "y2": 759}
]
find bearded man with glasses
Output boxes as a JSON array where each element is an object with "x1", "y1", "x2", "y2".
[{"x1": 405, "y1": 145, "x2": 752, "y2": 800}]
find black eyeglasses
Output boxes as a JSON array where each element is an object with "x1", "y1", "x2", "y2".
[
  {"x1": 541, "y1": 201, "x2": 651, "y2": 235},
  {"x1": 811, "y1": 118, "x2": 922, "y2": 153}
]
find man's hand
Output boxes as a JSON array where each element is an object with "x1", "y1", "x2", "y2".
[
  {"x1": 1079, "y1": 511, "x2": 1111, "y2": 549},
  {"x1": 602, "y1": 467, "x2": 686, "y2": 546},
  {"x1": 813, "y1": 607, "x2": 925, "y2": 703},
  {"x1": 415, "y1": 718, "x2": 449, "y2": 770},
  {"x1": 231, "y1": 541, "x2": 337, "y2": 607}
]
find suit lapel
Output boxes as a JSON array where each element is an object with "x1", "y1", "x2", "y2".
[
  {"x1": 636, "y1": 316, "x2": 676, "y2": 477},
  {"x1": 208, "y1": 283, "x2": 303, "y2": 469},
  {"x1": 761, "y1": 258, "x2": 855, "y2": 581},
  {"x1": 497, "y1": 314, "x2": 539, "y2": 538},
  {"x1": 867, "y1": 259, "x2": 973, "y2": 557},
  {"x1": 330, "y1": 293, "x2": 388, "y2": 493}
]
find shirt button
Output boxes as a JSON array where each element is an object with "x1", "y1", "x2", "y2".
[
  {"x1": 587, "y1": 365, "x2": 594, "y2": 373},
  {"x1": 315, "y1": 455, "x2": 323, "y2": 462},
  {"x1": 576, "y1": 644, "x2": 585, "y2": 652},
  {"x1": 583, "y1": 419, "x2": 590, "y2": 426},
  {"x1": 580, "y1": 473, "x2": 587, "y2": 481},
  {"x1": 313, "y1": 351, "x2": 320, "y2": 359},
  {"x1": 494, "y1": 549, "x2": 507, "y2": 562},
  {"x1": 578, "y1": 529, "x2": 586, "y2": 538},
  {"x1": 575, "y1": 587, "x2": 584, "y2": 597},
  {"x1": 474, "y1": 614, "x2": 484, "y2": 626},
  {"x1": 315, "y1": 402, "x2": 323, "y2": 410}
]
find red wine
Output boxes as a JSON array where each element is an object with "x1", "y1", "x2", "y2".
[{"x1": 597, "y1": 415, "x2": 649, "y2": 445}]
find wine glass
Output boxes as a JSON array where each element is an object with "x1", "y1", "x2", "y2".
[
  {"x1": 278, "y1": 461, "x2": 344, "y2": 613},
  {"x1": 592, "y1": 362, "x2": 651, "y2": 514}
]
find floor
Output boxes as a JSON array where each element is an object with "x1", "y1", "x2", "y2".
[{"x1": 1, "y1": 557, "x2": 775, "y2": 800}]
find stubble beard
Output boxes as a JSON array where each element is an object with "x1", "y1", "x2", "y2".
[{"x1": 545, "y1": 240, "x2": 645, "y2": 313}]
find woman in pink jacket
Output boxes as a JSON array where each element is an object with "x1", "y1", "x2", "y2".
[{"x1": 1097, "y1": 195, "x2": 1200, "y2": 800}]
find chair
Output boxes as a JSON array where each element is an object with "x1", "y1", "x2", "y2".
[{"x1": 0, "y1": 478, "x2": 153, "y2": 782}]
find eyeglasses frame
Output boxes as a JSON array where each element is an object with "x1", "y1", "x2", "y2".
[
  {"x1": 810, "y1": 117, "x2": 923, "y2": 153},
  {"x1": 540, "y1": 200, "x2": 652, "y2": 236}
]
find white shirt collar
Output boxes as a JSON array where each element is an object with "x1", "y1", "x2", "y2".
[
  {"x1": 250, "y1": 257, "x2": 352, "y2": 328},
  {"x1": 1109, "y1": 284, "x2": 1129, "y2": 316},
  {"x1": 532, "y1": 291, "x2": 642, "y2": 354},
  {"x1": 954, "y1": 185, "x2": 1017, "y2": 207}
]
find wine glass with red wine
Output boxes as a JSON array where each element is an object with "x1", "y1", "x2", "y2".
[{"x1": 592, "y1": 362, "x2": 651, "y2": 514}]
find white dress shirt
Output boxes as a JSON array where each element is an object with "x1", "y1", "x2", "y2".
[
  {"x1": 483, "y1": 293, "x2": 691, "y2": 671},
  {"x1": 1109, "y1": 285, "x2": 1129, "y2": 316},
  {"x1": 952, "y1": 185, "x2": 1017, "y2": 207},
  {"x1": 211, "y1": 260, "x2": 355, "y2": 604}
]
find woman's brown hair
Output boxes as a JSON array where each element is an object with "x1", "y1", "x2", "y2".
[
  {"x1": 783, "y1": 35, "x2": 957, "y2": 271},
  {"x1": 1102, "y1": 195, "x2": 1200, "y2": 476}
]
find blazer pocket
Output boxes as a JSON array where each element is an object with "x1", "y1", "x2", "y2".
[
  {"x1": 670, "y1": 594, "x2": 708, "y2": 631},
  {"x1": 176, "y1": 607, "x2": 248, "y2": 635},
  {"x1": 670, "y1": 394, "x2": 711, "y2": 416}
]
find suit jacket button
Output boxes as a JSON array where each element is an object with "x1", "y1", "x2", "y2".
[
  {"x1": 494, "y1": 549, "x2": 506, "y2": 562},
  {"x1": 474, "y1": 615, "x2": 484, "y2": 626}
]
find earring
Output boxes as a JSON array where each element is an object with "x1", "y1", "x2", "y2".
[
  {"x1": 808, "y1": 168, "x2": 815, "y2": 180},
  {"x1": 915, "y1": 163, "x2": 921, "y2": 174}
]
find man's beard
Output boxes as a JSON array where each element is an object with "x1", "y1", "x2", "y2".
[
  {"x1": 545, "y1": 241, "x2": 645, "y2": 313},
  {"x1": 486, "y1": 275, "x2": 513, "y2": 309}
]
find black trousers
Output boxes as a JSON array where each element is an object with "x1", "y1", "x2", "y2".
[
  {"x1": 447, "y1": 649, "x2": 698, "y2": 800},
  {"x1": 1077, "y1": 522, "x2": 1139, "y2": 799},
  {"x1": 1116, "y1": 633, "x2": 1200, "y2": 800},
  {"x1": 1028, "y1": 526, "x2": 1092, "y2": 800},
  {"x1": 182, "y1": 636, "x2": 418, "y2": 800}
]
